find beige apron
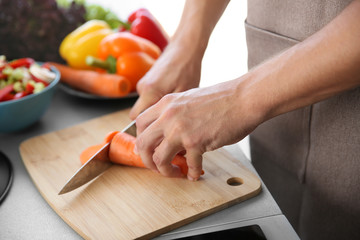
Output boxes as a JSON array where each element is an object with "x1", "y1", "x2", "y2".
[{"x1": 246, "y1": 1, "x2": 360, "y2": 240}]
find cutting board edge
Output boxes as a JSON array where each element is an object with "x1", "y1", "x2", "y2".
[
  {"x1": 18, "y1": 141, "x2": 89, "y2": 239},
  {"x1": 140, "y1": 182, "x2": 262, "y2": 240}
]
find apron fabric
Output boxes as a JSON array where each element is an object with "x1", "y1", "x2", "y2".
[{"x1": 246, "y1": 1, "x2": 360, "y2": 239}]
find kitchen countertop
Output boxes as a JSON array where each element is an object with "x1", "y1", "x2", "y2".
[{"x1": 0, "y1": 89, "x2": 299, "y2": 240}]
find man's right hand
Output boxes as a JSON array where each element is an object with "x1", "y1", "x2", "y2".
[{"x1": 129, "y1": 45, "x2": 203, "y2": 119}]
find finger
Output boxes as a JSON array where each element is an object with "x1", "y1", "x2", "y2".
[
  {"x1": 152, "y1": 139, "x2": 183, "y2": 178},
  {"x1": 130, "y1": 92, "x2": 159, "y2": 120},
  {"x1": 185, "y1": 149, "x2": 203, "y2": 181},
  {"x1": 135, "y1": 126, "x2": 163, "y2": 172},
  {"x1": 135, "y1": 103, "x2": 162, "y2": 137},
  {"x1": 135, "y1": 94, "x2": 172, "y2": 136}
]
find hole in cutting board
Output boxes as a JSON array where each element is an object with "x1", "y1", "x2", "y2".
[{"x1": 227, "y1": 177, "x2": 243, "y2": 186}]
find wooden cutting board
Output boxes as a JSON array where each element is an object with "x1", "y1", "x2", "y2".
[{"x1": 20, "y1": 109, "x2": 261, "y2": 240}]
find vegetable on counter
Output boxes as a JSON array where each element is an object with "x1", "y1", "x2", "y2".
[
  {"x1": 123, "y1": 8, "x2": 169, "y2": 51},
  {"x1": 86, "y1": 32, "x2": 161, "y2": 91},
  {"x1": 59, "y1": 20, "x2": 113, "y2": 69},
  {"x1": 79, "y1": 130, "x2": 119, "y2": 165},
  {"x1": 0, "y1": 0, "x2": 86, "y2": 63},
  {"x1": 0, "y1": 56, "x2": 56, "y2": 102},
  {"x1": 7, "y1": 58, "x2": 35, "y2": 69},
  {"x1": 49, "y1": 62, "x2": 131, "y2": 97},
  {"x1": 80, "y1": 131, "x2": 203, "y2": 177},
  {"x1": 57, "y1": 0, "x2": 124, "y2": 29},
  {"x1": 0, "y1": 0, "x2": 169, "y2": 65},
  {"x1": 84, "y1": 3, "x2": 124, "y2": 29}
]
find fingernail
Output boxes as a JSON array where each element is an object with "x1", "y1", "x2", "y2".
[
  {"x1": 133, "y1": 145, "x2": 138, "y2": 155},
  {"x1": 187, "y1": 175, "x2": 198, "y2": 182}
]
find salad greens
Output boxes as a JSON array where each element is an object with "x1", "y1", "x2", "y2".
[{"x1": 56, "y1": 0, "x2": 123, "y2": 29}]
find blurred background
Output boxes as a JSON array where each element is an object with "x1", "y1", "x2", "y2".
[{"x1": 0, "y1": 0, "x2": 249, "y2": 158}]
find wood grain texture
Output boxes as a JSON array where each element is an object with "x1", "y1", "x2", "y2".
[{"x1": 20, "y1": 109, "x2": 261, "y2": 240}]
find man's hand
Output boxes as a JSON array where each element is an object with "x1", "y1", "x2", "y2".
[
  {"x1": 134, "y1": 80, "x2": 258, "y2": 181},
  {"x1": 129, "y1": 45, "x2": 202, "y2": 119}
]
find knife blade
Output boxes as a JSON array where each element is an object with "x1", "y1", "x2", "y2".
[{"x1": 58, "y1": 120, "x2": 137, "y2": 195}]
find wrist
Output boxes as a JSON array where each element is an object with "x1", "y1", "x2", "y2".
[{"x1": 231, "y1": 71, "x2": 276, "y2": 129}]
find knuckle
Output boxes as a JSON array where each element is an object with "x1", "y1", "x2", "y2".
[
  {"x1": 163, "y1": 105, "x2": 179, "y2": 120},
  {"x1": 135, "y1": 135, "x2": 147, "y2": 151},
  {"x1": 205, "y1": 142, "x2": 218, "y2": 152},
  {"x1": 160, "y1": 93, "x2": 176, "y2": 105},
  {"x1": 136, "y1": 77, "x2": 151, "y2": 90},
  {"x1": 138, "y1": 81, "x2": 162, "y2": 98},
  {"x1": 136, "y1": 80, "x2": 144, "y2": 92},
  {"x1": 182, "y1": 134, "x2": 199, "y2": 149},
  {"x1": 135, "y1": 115, "x2": 146, "y2": 132},
  {"x1": 136, "y1": 81, "x2": 148, "y2": 95},
  {"x1": 152, "y1": 152, "x2": 163, "y2": 166},
  {"x1": 166, "y1": 120, "x2": 185, "y2": 140}
]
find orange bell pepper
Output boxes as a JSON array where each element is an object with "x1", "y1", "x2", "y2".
[
  {"x1": 87, "y1": 32, "x2": 161, "y2": 91},
  {"x1": 98, "y1": 32, "x2": 161, "y2": 60}
]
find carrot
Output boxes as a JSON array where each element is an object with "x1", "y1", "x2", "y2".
[
  {"x1": 108, "y1": 132, "x2": 146, "y2": 168},
  {"x1": 109, "y1": 132, "x2": 202, "y2": 176},
  {"x1": 79, "y1": 143, "x2": 104, "y2": 165},
  {"x1": 103, "y1": 131, "x2": 120, "y2": 143},
  {"x1": 80, "y1": 131, "x2": 205, "y2": 177},
  {"x1": 48, "y1": 62, "x2": 131, "y2": 97},
  {"x1": 80, "y1": 131, "x2": 120, "y2": 165}
]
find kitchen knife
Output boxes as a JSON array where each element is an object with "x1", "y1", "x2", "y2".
[{"x1": 58, "y1": 120, "x2": 137, "y2": 195}]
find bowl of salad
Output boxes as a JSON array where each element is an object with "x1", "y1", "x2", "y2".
[{"x1": 0, "y1": 56, "x2": 60, "y2": 133}]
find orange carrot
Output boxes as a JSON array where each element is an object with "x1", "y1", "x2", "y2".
[
  {"x1": 79, "y1": 143, "x2": 104, "y2": 165},
  {"x1": 109, "y1": 132, "x2": 197, "y2": 176},
  {"x1": 80, "y1": 131, "x2": 120, "y2": 165},
  {"x1": 103, "y1": 131, "x2": 120, "y2": 143},
  {"x1": 108, "y1": 132, "x2": 146, "y2": 168},
  {"x1": 49, "y1": 62, "x2": 131, "y2": 97},
  {"x1": 80, "y1": 131, "x2": 204, "y2": 177}
]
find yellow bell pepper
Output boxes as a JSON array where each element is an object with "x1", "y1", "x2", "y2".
[{"x1": 59, "y1": 20, "x2": 113, "y2": 69}]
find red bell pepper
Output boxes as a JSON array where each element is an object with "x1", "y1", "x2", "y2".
[
  {"x1": 120, "y1": 8, "x2": 169, "y2": 51},
  {"x1": 9, "y1": 58, "x2": 35, "y2": 69},
  {"x1": 25, "y1": 82, "x2": 35, "y2": 94},
  {"x1": 1, "y1": 93, "x2": 15, "y2": 101},
  {"x1": 0, "y1": 84, "x2": 14, "y2": 102}
]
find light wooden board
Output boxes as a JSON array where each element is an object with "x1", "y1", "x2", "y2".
[{"x1": 20, "y1": 109, "x2": 261, "y2": 240}]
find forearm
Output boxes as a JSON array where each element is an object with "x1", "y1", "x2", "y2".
[
  {"x1": 130, "y1": 0, "x2": 230, "y2": 119},
  {"x1": 240, "y1": 0, "x2": 360, "y2": 122},
  {"x1": 171, "y1": 0, "x2": 230, "y2": 59}
]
